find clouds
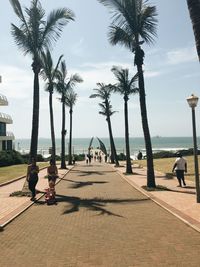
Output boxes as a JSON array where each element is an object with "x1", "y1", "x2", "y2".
[{"x1": 166, "y1": 46, "x2": 198, "y2": 65}]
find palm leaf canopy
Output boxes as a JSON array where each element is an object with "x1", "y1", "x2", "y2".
[
  {"x1": 40, "y1": 49, "x2": 63, "y2": 92},
  {"x1": 56, "y1": 60, "x2": 83, "y2": 96},
  {"x1": 111, "y1": 65, "x2": 138, "y2": 96},
  {"x1": 98, "y1": 101, "x2": 117, "y2": 117},
  {"x1": 98, "y1": 0, "x2": 157, "y2": 51},
  {"x1": 90, "y1": 83, "x2": 113, "y2": 101},
  {"x1": 65, "y1": 89, "x2": 78, "y2": 109},
  {"x1": 10, "y1": 0, "x2": 75, "y2": 59}
]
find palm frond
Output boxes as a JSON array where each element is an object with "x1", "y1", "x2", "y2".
[
  {"x1": 108, "y1": 25, "x2": 133, "y2": 50},
  {"x1": 90, "y1": 93, "x2": 101, "y2": 99},
  {"x1": 99, "y1": 0, "x2": 157, "y2": 48},
  {"x1": 10, "y1": 24, "x2": 32, "y2": 55},
  {"x1": 43, "y1": 8, "x2": 75, "y2": 49},
  {"x1": 111, "y1": 64, "x2": 138, "y2": 97},
  {"x1": 65, "y1": 89, "x2": 78, "y2": 108},
  {"x1": 139, "y1": 5, "x2": 158, "y2": 44},
  {"x1": 9, "y1": 0, "x2": 27, "y2": 23}
]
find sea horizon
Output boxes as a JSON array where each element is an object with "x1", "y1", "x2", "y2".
[{"x1": 14, "y1": 136, "x2": 200, "y2": 158}]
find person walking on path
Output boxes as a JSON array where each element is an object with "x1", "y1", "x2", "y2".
[
  {"x1": 47, "y1": 159, "x2": 58, "y2": 187},
  {"x1": 172, "y1": 152, "x2": 187, "y2": 187},
  {"x1": 26, "y1": 158, "x2": 39, "y2": 201}
]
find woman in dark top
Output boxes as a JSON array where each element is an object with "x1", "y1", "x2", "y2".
[{"x1": 26, "y1": 158, "x2": 39, "y2": 201}]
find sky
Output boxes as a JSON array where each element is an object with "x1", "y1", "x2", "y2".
[{"x1": 0, "y1": 0, "x2": 200, "y2": 139}]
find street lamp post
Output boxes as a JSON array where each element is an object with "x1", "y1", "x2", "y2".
[{"x1": 187, "y1": 94, "x2": 200, "y2": 203}]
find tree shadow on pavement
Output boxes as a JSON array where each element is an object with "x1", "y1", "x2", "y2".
[
  {"x1": 69, "y1": 169, "x2": 116, "y2": 177},
  {"x1": 60, "y1": 178, "x2": 108, "y2": 189},
  {"x1": 55, "y1": 194, "x2": 150, "y2": 217}
]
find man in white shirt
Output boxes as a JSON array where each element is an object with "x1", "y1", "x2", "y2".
[{"x1": 172, "y1": 152, "x2": 187, "y2": 187}]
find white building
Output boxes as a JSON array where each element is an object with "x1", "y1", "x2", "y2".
[{"x1": 0, "y1": 77, "x2": 14, "y2": 151}]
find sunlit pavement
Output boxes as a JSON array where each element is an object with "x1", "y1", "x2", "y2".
[{"x1": 1, "y1": 162, "x2": 200, "y2": 266}]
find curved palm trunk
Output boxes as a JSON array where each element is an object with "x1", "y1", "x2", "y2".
[
  {"x1": 107, "y1": 115, "x2": 119, "y2": 166},
  {"x1": 124, "y1": 99, "x2": 132, "y2": 174},
  {"x1": 187, "y1": 0, "x2": 200, "y2": 61},
  {"x1": 136, "y1": 58, "x2": 156, "y2": 187},
  {"x1": 68, "y1": 109, "x2": 73, "y2": 165},
  {"x1": 30, "y1": 64, "x2": 40, "y2": 162},
  {"x1": 49, "y1": 90, "x2": 56, "y2": 164},
  {"x1": 61, "y1": 96, "x2": 67, "y2": 169}
]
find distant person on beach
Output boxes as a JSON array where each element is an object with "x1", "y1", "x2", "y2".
[
  {"x1": 172, "y1": 152, "x2": 187, "y2": 187},
  {"x1": 47, "y1": 159, "x2": 58, "y2": 187},
  {"x1": 26, "y1": 158, "x2": 39, "y2": 201},
  {"x1": 137, "y1": 151, "x2": 143, "y2": 160}
]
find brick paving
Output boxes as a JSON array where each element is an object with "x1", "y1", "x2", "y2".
[
  {"x1": 0, "y1": 166, "x2": 70, "y2": 226},
  {"x1": 1, "y1": 163, "x2": 200, "y2": 266}
]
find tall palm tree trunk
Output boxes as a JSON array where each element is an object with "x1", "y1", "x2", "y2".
[
  {"x1": 124, "y1": 99, "x2": 132, "y2": 174},
  {"x1": 30, "y1": 64, "x2": 40, "y2": 162},
  {"x1": 61, "y1": 97, "x2": 66, "y2": 169},
  {"x1": 107, "y1": 115, "x2": 119, "y2": 166},
  {"x1": 68, "y1": 109, "x2": 73, "y2": 165},
  {"x1": 137, "y1": 63, "x2": 156, "y2": 187},
  {"x1": 187, "y1": 0, "x2": 200, "y2": 61},
  {"x1": 49, "y1": 90, "x2": 56, "y2": 163}
]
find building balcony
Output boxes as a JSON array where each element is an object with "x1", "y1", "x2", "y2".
[
  {"x1": 0, "y1": 94, "x2": 8, "y2": 106},
  {"x1": 0, "y1": 112, "x2": 13, "y2": 124},
  {"x1": 0, "y1": 131, "x2": 15, "y2": 141}
]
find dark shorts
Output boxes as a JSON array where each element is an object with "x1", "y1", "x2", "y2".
[
  {"x1": 48, "y1": 175, "x2": 57, "y2": 183},
  {"x1": 176, "y1": 170, "x2": 184, "y2": 179}
]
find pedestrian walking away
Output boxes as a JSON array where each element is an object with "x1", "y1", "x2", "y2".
[
  {"x1": 26, "y1": 158, "x2": 39, "y2": 201},
  {"x1": 172, "y1": 152, "x2": 187, "y2": 187}
]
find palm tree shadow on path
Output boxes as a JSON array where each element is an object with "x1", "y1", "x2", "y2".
[
  {"x1": 69, "y1": 169, "x2": 116, "y2": 177},
  {"x1": 60, "y1": 178, "x2": 108, "y2": 189},
  {"x1": 55, "y1": 194, "x2": 150, "y2": 217}
]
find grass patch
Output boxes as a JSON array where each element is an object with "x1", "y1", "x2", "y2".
[
  {"x1": 142, "y1": 185, "x2": 170, "y2": 191},
  {"x1": 0, "y1": 162, "x2": 48, "y2": 185},
  {"x1": 134, "y1": 155, "x2": 200, "y2": 183}
]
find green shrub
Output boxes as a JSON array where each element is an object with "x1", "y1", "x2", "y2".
[
  {"x1": 118, "y1": 153, "x2": 126, "y2": 161},
  {"x1": 0, "y1": 150, "x2": 24, "y2": 167}
]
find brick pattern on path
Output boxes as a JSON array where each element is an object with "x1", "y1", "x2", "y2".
[
  {"x1": 0, "y1": 166, "x2": 68, "y2": 226},
  {"x1": 1, "y1": 163, "x2": 200, "y2": 267}
]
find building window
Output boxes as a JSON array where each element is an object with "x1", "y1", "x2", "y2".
[
  {"x1": 7, "y1": 140, "x2": 13, "y2": 150},
  {"x1": 2, "y1": 141, "x2": 6, "y2": 150},
  {"x1": 0, "y1": 122, "x2": 6, "y2": 136}
]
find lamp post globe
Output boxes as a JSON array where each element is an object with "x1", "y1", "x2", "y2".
[{"x1": 187, "y1": 94, "x2": 199, "y2": 109}]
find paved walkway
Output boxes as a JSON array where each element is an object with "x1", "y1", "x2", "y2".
[
  {"x1": 1, "y1": 162, "x2": 200, "y2": 266},
  {"x1": 114, "y1": 163, "x2": 200, "y2": 232},
  {"x1": 0, "y1": 165, "x2": 71, "y2": 226}
]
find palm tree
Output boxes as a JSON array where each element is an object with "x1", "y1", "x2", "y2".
[
  {"x1": 57, "y1": 60, "x2": 83, "y2": 169},
  {"x1": 111, "y1": 66, "x2": 138, "y2": 174},
  {"x1": 10, "y1": 0, "x2": 74, "y2": 162},
  {"x1": 186, "y1": 0, "x2": 200, "y2": 61},
  {"x1": 90, "y1": 83, "x2": 119, "y2": 166},
  {"x1": 65, "y1": 89, "x2": 78, "y2": 165},
  {"x1": 40, "y1": 49, "x2": 63, "y2": 164},
  {"x1": 98, "y1": 0, "x2": 157, "y2": 187}
]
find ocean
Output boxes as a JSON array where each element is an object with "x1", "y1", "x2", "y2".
[{"x1": 14, "y1": 136, "x2": 199, "y2": 159}]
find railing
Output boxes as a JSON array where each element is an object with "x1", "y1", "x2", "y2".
[
  {"x1": 0, "y1": 112, "x2": 13, "y2": 124},
  {"x1": 0, "y1": 94, "x2": 8, "y2": 105},
  {"x1": 6, "y1": 131, "x2": 14, "y2": 137}
]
